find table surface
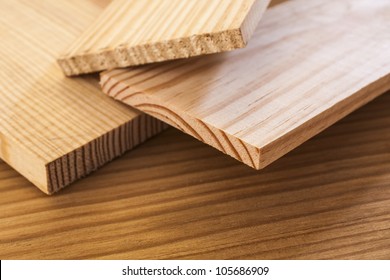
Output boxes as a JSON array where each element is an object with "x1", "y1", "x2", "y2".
[{"x1": 1, "y1": 92, "x2": 389, "y2": 259}]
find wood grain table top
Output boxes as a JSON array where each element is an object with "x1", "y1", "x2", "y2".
[{"x1": 1, "y1": 92, "x2": 389, "y2": 259}]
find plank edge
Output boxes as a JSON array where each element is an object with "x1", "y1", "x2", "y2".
[
  {"x1": 58, "y1": 29, "x2": 249, "y2": 76},
  {"x1": 44, "y1": 116, "x2": 167, "y2": 194},
  {"x1": 100, "y1": 72, "x2": 262, "y2": 169}
]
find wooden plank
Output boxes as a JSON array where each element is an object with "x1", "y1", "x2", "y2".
[
  {"x1": 0, "y1": 0, "x2": 165, "y2": 194},
  {"x1": 1, "y1": 92, "x2": 389, "y2": 259},
  {"x1": 57, "y1": 0, "x2": 271, "y2": 76},
  {"x1": 101, "y1": 0, "x2": 390, "y2": 170}
]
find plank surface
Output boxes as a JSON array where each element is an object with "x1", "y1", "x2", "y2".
[
  {"x1": 0, "y1": 92, "x2": 389, "y2": 259},
  {"x1": 0, "y1": 0, "x2": 165, "y2": 194},
  {"x1": 101, "y1": 0, "x2": 390, "y2": 170},
  {"x1": 58, "y1": 0, "x2": 270, "y2": 76}
]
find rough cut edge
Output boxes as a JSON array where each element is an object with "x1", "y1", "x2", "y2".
[
  {"x1": 45, "y1": 115, "x2": 168, "y2": 194},
  {"x1": 58, "y1": 29, "x2": 246, "y2": 76}
]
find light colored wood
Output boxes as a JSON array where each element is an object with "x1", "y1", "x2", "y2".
[
  {"x1": 58, "y1": 0, "x2": 271, "y2": 76},
  {"x1": 102, "y1": 0, "x2": 390, "y2": 169},
  {"x1": 0, "y1": 0, "x2": 165, "y2": 194},
  {"x1": 0, "y1": 92, "x2": 389, "y2": 259}
]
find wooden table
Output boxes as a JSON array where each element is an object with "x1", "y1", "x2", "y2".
[{"x1": 1, "y1": 92, "x2": 389, "y2": 259}]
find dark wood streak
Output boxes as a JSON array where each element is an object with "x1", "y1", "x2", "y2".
[
  {"x1": 120, "y1": 92, "x2": 251, "y2": 166},
  {"x1": 194, "y1": 121, "x2": 228, "y2": 155},
  {"x1": 137, "y1": 103, "x2": 206, "y2": 143},
  {"x1": 81, "y1": 145, "x2": 87, "y2": 179},
  {"x1": 73, "y1": 150, "x2": 78, "y2": 182},
  {"x1": 141, "y1": 110, "x2": 189, "y2": 138},
  {"x1": 218, "y1": 131, "x2": 244, "y2": 165},
  {"x1": 238, "y1": 139, "x2": 257, "y2": 169},
  {"x1": 52, "y1": 160, "x2": 59, "y2": 192},
  {"x1": 46, "y1": 164, "x2": 54, "y2": 194},
  {"x1": 56, "y1": 159, "x2": 65, "y2": 192},
  {"x1": 66, "y1": 153, "x2": 72, "y2": 184},
  {"x1": 118, "y1": 123, "x2": 123, "y2": 155}
]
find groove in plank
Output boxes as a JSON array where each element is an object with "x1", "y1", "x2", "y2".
[
  {"x1": 58, "y1": 0, "x2": 271, "y2": 76},
  {"x1": 0, "y1": 0, "x2": 165, "y2": 194},
  {"x1": 101, "y1": 0, "x2": 390, "y2": 169}
]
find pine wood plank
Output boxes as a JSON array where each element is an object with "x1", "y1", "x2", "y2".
[
  {"x1": 1, "y1": 92, "x2": 389, "y2": 259},
  {"x1": 0, "y1": 0, "x2": 165, "y2": 194},
  {"x1": 101, "y1": 0, "x2": 390, "y2": 169},
  {"x1": 57, "y1": 0, "x2": 271, "y2": 76}
]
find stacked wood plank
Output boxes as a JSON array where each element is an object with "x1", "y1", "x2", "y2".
[
  {"x1": 58, "y1": 0, "x2": 271, "y2": 76},
  {"x1": 1, "y1": 0, "x2": 389, "y2": 194},
  {"x1": 2, "y1": 0, "x2": 390, "y2": 263},
  {"x1": 100, "y1": 0, "x2": 390, "y2": 169},
  {"x1": 0, "y1": 0, "x2": 165, "y2": 194}
]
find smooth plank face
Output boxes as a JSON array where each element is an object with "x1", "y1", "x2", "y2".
[
  {"x1": 101, "y1": 0, "x2": 390, "y2": 169},
  {"x1": 58, "y1": 0, "x2": 271, "y2": 76},
  {"x1": 0, "y1": 0, "x2": 165, "y2": 194}
]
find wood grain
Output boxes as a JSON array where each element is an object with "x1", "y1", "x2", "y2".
[
  {"x1": 0, "y1": 92, "x2": 389, "y2": 260},
  {"x1": 0, "y1": 0, "x2": 165, "y2": 194},
  {"x1": 101, "y1": 0, "x2": 390, "y2": 170},
  {"x1": 58, "y1": 0, "x2": 270, "y2": 76}
]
